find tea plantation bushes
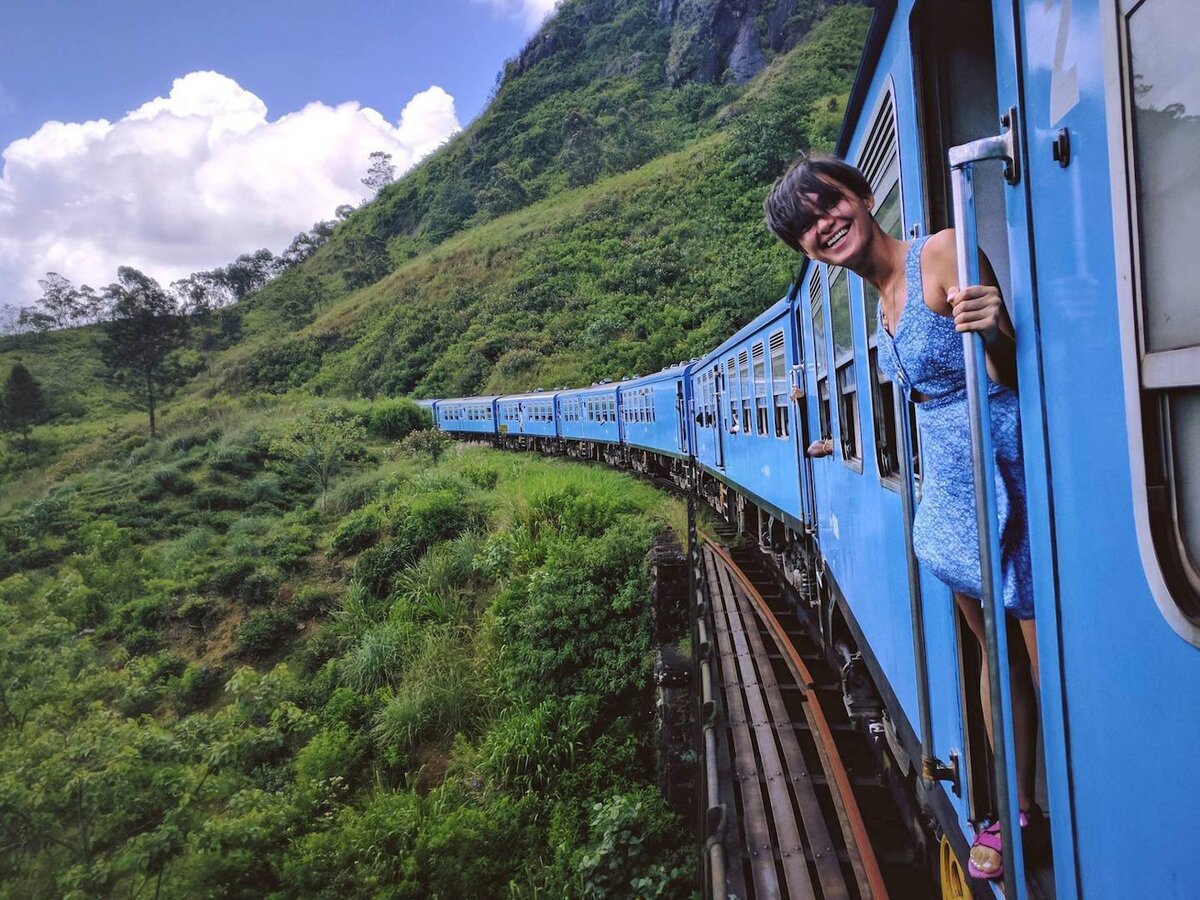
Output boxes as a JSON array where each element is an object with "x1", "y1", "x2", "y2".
[{"x1": 1, "y1": 443, "x2": 692, "y2": 898}]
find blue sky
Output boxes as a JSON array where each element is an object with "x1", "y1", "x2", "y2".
[{"x1": 0, "y1": 0, "x2": 556, "y2": 305}]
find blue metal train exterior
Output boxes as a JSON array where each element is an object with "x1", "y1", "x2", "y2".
[{"x1": 425, "y1": 2, "x2": 1200, "y2": 895}]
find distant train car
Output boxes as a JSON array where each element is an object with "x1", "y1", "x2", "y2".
[
  {"x1": 689, "y1": 298, "x2": 806, "y2": 543},
  {"x1": 616, "y1": 363, "x2": 693, "y2": 481},
  {"x1": 556, "y1": 382, "x2": 622, "y2": 463},
  {"x1": 496, "y1": 390, "x2": 559, "y2": 451},
  {"x1": 432, "y1": 397, "x2": 497, "y2": 437}
]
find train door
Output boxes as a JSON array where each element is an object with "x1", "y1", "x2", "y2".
[
  {"x1": 712, "y1": 363, "x2": 726, "y2": 470},
  {"x1": 912, "y1": 1, "x2": 1074, "y2": 896},
  {"x1": 675, "y1": 380, "x2": 687, "y2": 454}
]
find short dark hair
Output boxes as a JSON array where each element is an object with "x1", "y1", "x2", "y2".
[{"x1": 763, "y1": 153, "x2": 873, "y2": 253}]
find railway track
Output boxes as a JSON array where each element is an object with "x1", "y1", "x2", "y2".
[{"x1": 694, "y1": 523, "x2": 935, "y2": 900}]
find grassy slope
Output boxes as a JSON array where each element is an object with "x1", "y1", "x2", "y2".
[{"x1": 208, "y1": 6, "x2": 868, "y2": 401}]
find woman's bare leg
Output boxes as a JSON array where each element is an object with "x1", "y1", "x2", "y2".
[{"x1": 954, "y1": 592, "x2": 1039, "y2": 876}]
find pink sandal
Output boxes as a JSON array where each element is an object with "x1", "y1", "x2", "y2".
[{"x1": 967, "y1": 810, "x2": 1031, "y2": 880}]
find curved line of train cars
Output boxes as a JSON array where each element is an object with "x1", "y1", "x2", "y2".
[{"x1": 424, "y1": 1, "x2": 1200, "y2": 896}]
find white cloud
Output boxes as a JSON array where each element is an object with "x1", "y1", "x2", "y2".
[
  {"x1": 473, "y1": 0, "x2": 561, "y2": 28},
  {"x1": 0, "y1": 71, "x2": 461, "y2": 303}
]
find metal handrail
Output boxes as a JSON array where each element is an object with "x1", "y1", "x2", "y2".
[{"x1": 948, "y1": 117, "x2": 1028, "y2": 900}]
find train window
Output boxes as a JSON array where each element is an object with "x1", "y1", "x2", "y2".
[
  {"x1": 829, "y1": 268, "x2": 861, "y2": 465},
  {"x1": 752, "y1": 342, "x2": 769, "y2": 436},
  {"x1": 770, "y1": 331, "x2": 789, "y2": 438},
  {"x1": 856, "y1": 84, "x2": 908, "y2": 484},
  {"x1": 809, "y1": 271, "x2": 833, "y2": 442},
  {"x1": 1119, "y1": 0, "x2": 1200, "y2": 629},
  {"x1": 738, "y1": 350, "x2": 752, "y2": 435},
  {"x1": 726, "y1": 355, "x2": 741, "y2": 433}
]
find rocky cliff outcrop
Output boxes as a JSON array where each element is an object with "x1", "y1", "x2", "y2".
[{"x1": 662, "y1": 0, "x2": 853, "y2": 85}]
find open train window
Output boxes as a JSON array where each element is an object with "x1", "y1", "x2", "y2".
[
  {"x1": 829, "y1": 267, "x2": 861, "y2": 467},
  {"x1": 726, "y1": 355, "x2": 741, "y2": 433},
  {"x1": 809, "y1": 271, "x2": 833, "y2": 442},
  {"x1": 752, "y1": 342, "x2": 769, "y2": 436},
  {"x1": 738, "y1": 350, "x2": 752, "y2": 435},
  {"x1": 855, "y1": 84, "x2": 909, "y2": 485},
  {"x1": 770, "y1": 331, "x2": 790, "y2": 438},
  {"x1": 1116, "y1": 0, "x2": 1200, "y2": 636}
]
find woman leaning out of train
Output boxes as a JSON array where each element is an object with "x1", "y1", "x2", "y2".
[{"x1": 764, "y1": 153, "x2": 1041, "y2": 881}]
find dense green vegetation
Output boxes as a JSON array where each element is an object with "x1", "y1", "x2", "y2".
[
  {"x1": 0, "y1": 408, "x2": 691, "y2": 897},
  {"x1": 0, "y1": 1, "x2": 871, "y2": 894},
  {"x1": 221, "y1": 6, "x2": 867, "y2": 400}
]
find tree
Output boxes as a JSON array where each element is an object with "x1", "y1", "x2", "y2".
[
  {"x1": 36, "y1": 273, "x2": 82, "y2": 328},
  {"x1": 1, "y1": 363, "x2": 48, "y2": 458},
  {"x1": 269, "y1": 407, "x2": 365, "y2": 508},
  {"x1": 101, "y1": 267, "x2": 184, "y2": 439},
  {"x1": 280, "y1": 220, "x2": 336, "y2": 269},
  {"x1": 361, "y1": 151, "x2": 396, "y2": 199}
]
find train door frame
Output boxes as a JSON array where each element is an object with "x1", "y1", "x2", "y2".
[{"x1": 911, "y1": 0, "x2": 1079, "y2": 892}]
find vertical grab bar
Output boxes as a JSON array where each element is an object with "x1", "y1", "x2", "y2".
[
  {"x1": 895, "y1": 387, "x2": 937, "y2": 784},
  {"x1": 948, "y1": 117, "x2": 1028, "y2": 900}
]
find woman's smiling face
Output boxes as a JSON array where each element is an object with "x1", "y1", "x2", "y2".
[{"x1": 794, "y1": 177, "x2": 876, "y2": 268}]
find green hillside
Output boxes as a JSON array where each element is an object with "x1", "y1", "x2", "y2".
[{"x1": 0, "y1": 2, "x2": 869, "y2": 895}]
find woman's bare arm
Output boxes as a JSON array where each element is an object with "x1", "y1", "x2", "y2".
[{"x1": 922, "y1": 229, "x2": 1018, "y2": 389}]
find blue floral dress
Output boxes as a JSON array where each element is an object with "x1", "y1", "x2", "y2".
[{"x1": 877, "y1": 236, "x2": 1035, "y2": 619}]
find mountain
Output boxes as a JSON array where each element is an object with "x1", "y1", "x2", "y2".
[{"x1": 192, "y1": 0, "x2": 868, "y2": 407}]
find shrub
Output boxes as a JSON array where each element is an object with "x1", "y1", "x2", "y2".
[
  {"x1": 398, "y1": 428, "x2": 450, "y2": 462},
  {"x1": 459, "y1": 461, "x2": 501, "y2": 490},
  {"x1": 325, "y1": 469, "x2": 392, "y2": 516},
  {"x1": 123, "y1": 626, "x2": 160, "y2": 657},
  {"x1": 279, "y1": 791, "x2": 423, "y2": 897},
  {"x1": 364, "y1": 398, "x2": 427, "y2": 440},
  {"x1": 295, "y1": 725, "x2": 367, "y2": 788},
  {"x1": 352, "y1": 541, "x2": 409, "y2": 597},
  {"x1": 479, "y1": 696, "x2": 592, "y2": 793},
  {"x1": 193, "y1": 484, "x2": 248, "y2": 512},
  {"x1": 245, "y1": 473, "x2": 285, "y2": 507},
  {"x1": 207, "y1": 557, "x2": 257, "y2": 595},
  {"x1": 370, "y1": 628, "x2": 485, "y2": 753},
  {"x1": 414, "y1": 795, "x2": 537, "y2": 898},
  {"x1": 266, "y1": 523, "x2": 315, "y2": 573},
  {"x1": 236, "y1": 609, "x2": 294, "y2": 658},
  {"x1": 208, "y1": 443, "x2": 258, "y2": 476},
  {"x1": 391, "y1": 489, "x2": 484, "y2": 561},
  {"x1": 339, "y1": 620, "x2": 419, "y2": 693},
  {"x1": 169, "y1": 429, "x2": 217, "y2": 453},
  {"x1": 571, "y1": 789, "x2": 692, "y2": 899},
  {"x1": 239, "y1": 569, "x2": 280, "y2": 606},
  {"x1": 177, "y1": 593, "x2": 224, "y2": 630},
  {"x1": 289, "y1": 584, "x2": 333, "y2": 619},
  {"x1": 171, "y1": 663, "x2": 225, "y2": 713},
  {"x1": 330, "y1": 506, "x2": 384, "y2": 556},
  {"x1": 141, "y1": 463, "x2": 194, "y2": 499}
]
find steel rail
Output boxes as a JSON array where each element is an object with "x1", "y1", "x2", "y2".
[{"x1": 701, "y1": 531, "x2": 890, "y2": 900}]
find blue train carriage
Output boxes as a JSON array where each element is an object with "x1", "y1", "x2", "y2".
[
  {"x1": 495, "y1": 390, "x2": 560, "y2": 452},
  {"x1": 616, "y1": 363, "x2": 693, "y2": 486},
  {"x1": 788, "y1": 2, "x2": 1200, "y2": 897},
  {"x1": 432, "y1": 396, "x2": 498, "y2": 438},
  {"x1": 689, "y1": 297, "x2": 807, "y2": 549},
  {"x1": 556, "y1": 381, "x2": 623, "y2": 464}
]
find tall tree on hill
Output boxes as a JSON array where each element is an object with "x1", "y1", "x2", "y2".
[
  {"x1": 1, "y1": 363, "x2": 48, "y2": 459},
  {"x1": 101, "y1": 267, "x2": 184, "y2": 438},
  {"x1": 361, "y1": 151, "x2": 396, "y2": 200},
  {"x1": 36, "y1": 273, "x2": 83, "y2": 328}
]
